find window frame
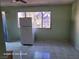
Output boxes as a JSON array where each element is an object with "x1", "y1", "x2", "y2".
[{"x1": 17, "y1": 11, "x2": 51, "y2": 28}]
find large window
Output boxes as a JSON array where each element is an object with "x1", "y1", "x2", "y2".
[{"x1": 18, "y1": 12, "x2": 51, "y2": 28}]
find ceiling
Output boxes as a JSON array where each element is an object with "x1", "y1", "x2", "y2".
[{"x1": 0, "y1": 0, "x2": 75, "y2": 6}]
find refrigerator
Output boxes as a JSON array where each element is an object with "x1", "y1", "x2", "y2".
[{"x1": 20, "y1": 17, "x2": 34, "y2": 45}]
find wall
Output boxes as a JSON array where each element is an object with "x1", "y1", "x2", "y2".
[
  {"x1": 1, "y1": 5, "x2": 72, "y2": 42},
  {"x1": 0, "y1": 7, "x2": 6, "y2": 58},
  {"x1": 70, "y1": 1, "x2": 76, "y2": 45},
  {"x1": 73, "y1": 0, "x2": 79, "y2": 51}
]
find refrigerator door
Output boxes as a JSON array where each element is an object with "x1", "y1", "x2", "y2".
[
  {"x1": 20, "y1": 17, "x2": 32, "y2": 27},
  {"x1": 20, "y1": 27, "x2": 34, "y2": 44}
]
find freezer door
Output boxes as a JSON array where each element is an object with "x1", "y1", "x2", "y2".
[{"x1": 20, "y1": 27, "x2": 34, "y2": 44}]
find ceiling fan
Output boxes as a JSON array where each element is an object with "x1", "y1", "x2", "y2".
[{"x1": 13, "y1": 0, "x2": 27, "y2": 3}]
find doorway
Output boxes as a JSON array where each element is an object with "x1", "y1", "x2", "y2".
[{"x1": 1, "y1": 11, "x2": 8, "y2": 42}]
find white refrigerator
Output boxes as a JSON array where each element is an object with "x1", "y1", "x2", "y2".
[{"x1": 20, "y1": 17, "x2": 34, "y2": 45}]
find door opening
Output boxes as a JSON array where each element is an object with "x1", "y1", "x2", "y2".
[{"x1": 1, "y1": 11, "x2": 8, "y2": 42}]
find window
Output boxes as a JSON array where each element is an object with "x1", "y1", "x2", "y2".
[
  {"x1": 18, "y1": 11, "x2": 51, "y2": 28},
  {"x1": 17, "y1": 12, "x2": 25, "y2": 28}
]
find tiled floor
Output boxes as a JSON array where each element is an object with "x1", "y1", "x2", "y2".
[{"x1": 6, "y1": 42, "x2": 79, "y2": 59}]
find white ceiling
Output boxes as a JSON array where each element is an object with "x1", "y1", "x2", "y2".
[{"x1": 0, "y1": 0, "x2": 75, "y2": 6}]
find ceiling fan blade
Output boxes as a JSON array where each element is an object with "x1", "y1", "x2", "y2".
[
  {"x1": 20, "y1": 0, "x2": 27, "y2": 3},
  {"x1": 15, "y1": 0, "x2": 27, "y2": 3}
]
